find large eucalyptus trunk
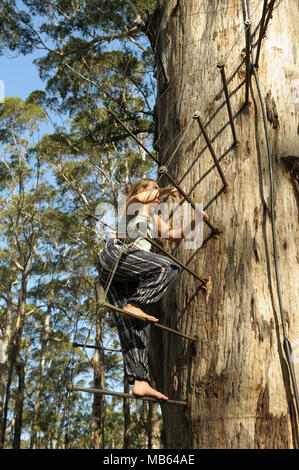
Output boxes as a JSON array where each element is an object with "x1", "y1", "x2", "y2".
[{"x1": 150, "y1": 0, "x2": 299, "y2": 449}]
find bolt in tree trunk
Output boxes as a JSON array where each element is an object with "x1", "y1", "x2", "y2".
[{"x1": 151, "y1": 0, "x2": 299, "y2": 448}]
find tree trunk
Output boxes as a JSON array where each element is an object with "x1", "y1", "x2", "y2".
[
  {"x1": 91, "y1": 283, "x2": 105, "y2": 449},
  {"x1": 148, "y1": 402, "x2": 161, "y2": 449},
  {"x1": 13, "y1": 355, "x2": 25, "y2": 449},
  {"x1": 1, "y1": 274, "x2": 28, "y2": 448},
  {"x1": 0, "y1": 287, "x2": 13, "y2": 449},
  {"x1": 151, "y1": 0, "x2": 299, "y2": 448},
  {"x1": 30, "y1": 294, "x2": 52, "y2": 449},
  {"x1": 123, "y1": 374, "x2": 131, "y2": 448}
]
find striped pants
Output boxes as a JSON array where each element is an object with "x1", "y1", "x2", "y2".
[{"x1": 98, "y1": 238, "x2": 180, "y2": 385}]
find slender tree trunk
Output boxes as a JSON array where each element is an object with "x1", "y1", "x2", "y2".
[
  {"x1": 0, "y1": 288, "x2": 13, "y2": 449},
  {"x1": 151, "y1": 0, "x2": 299, "y2": 448},
  {"x1": 30, "y1": 293, "x2": 52, "y2": 449},
  {"x1": 1, "y1": 274, "x2": 28, "y2": 448},
  {"x1": 13, "y1": 355, "x2": 25, "y2": 449},
  {"x1": 147, "y1": 402, "x2": 161, "y2": 449},
  {"x1": 123, "y1": 374, "x2": 131, "y2": 448},
  {"x1": 91, "y1": 283, "x2": 105, "y2": 449}
]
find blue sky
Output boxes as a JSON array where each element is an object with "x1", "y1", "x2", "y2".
[
  {"x1": 1, "y1": 49, "x2": 57, "y2": 140},
  {"x1": 1, "y1": 51, "x2": 45, "y2": 100},
  {"x1": 1, "y1": 47, "x2": 70, "y2": 141},
  {"x1": 1, "y1": 0, "x2": 46, "y2": 100}
]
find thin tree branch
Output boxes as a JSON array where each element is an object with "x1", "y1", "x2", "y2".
[{"x1": 124, "y1": 0, "x2": 145, "y2": 27}]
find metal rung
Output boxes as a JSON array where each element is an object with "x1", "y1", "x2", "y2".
[
  {"x1": 88, "y1": 213, "x2": 209, "y2": 288},
  {"x1": 193, "y1": 112, "x2": 229, "y2": 190},
  {"x1": 217, "y1": 61, "x2": 238, "y2": 146},
  {"x1": 104, "y1": 302, "x2": 197, "y2": 342},
  {"x1": 108, "y1": 108, "x2": 159, "y2": 165},
  {"x1": 158, "y1": 166, "x2": 220, "y2": 236},
  {"x1": 68, "y1": 384, "x2": 188, "y2": 406},
  {"x1": 244, "y1": 19, "x2": 252, "y2": 106},
  {"x1": 72, "y1": 342, "x2": 121, "y2": 353},
  {"x1": 254, "y1": 0, "x2": 269, "y2": 68}
]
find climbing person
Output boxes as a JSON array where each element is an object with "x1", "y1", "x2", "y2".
[{"x1": 98, "y1": 177, "x2": 208, "y2": 401}]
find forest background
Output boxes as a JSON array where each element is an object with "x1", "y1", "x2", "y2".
[{"x1": 0, "y1": 0, "x2": 160, "y2": 449}]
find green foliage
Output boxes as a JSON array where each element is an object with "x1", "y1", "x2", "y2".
[
  {"x1": 0, "y1": 0, "x2": 161, "y2": 450},
  {"x1": 104, "y1": 399, "x2": 124, "y2": 448},
  {"x1": 0, "y1": 97, "x2": 46, "y2": 138}
]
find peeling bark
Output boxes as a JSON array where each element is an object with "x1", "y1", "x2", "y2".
[
  {"x1": 265, "y1": 90, "x2": 280, "y2": 129},
  {"x1": 255, "y1": 384, "x2": 290, "y2": 448}
]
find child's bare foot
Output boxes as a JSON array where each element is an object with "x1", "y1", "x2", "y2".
[
  {"x1": 132, "y1": 380, "x2": 168, "y2": 401},
  {"x1": 121, "y1": 303, "x2": 159, "y2": 322}
]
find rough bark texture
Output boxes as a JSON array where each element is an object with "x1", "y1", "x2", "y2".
[
  {"x1": 91, "y1": 283, "x2": 105, "y2": 449},
  {"x1": 150, "y1": 0, "x2": 299, "y2": 449}
]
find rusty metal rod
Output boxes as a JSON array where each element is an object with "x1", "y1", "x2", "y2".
[
  {"x1": 104, "y1": 302, "x2": 198, "y2": 342},
  {"x1": 261, "y1": 0, "x2": 276, "y2": 48},
  {"x1": 89, "y1": 212, "x2": 209, "y2": 287},
  {"x1": 141, "y1": 231, "x2": 208, "y2": 287},
  {"x1": 107, "y1": 108, "x2": 160, "y2": 165},
  {"x1": 245, "y1": 19, "x2": 252, "y2": 105},
  {"x1": 192, "y1": 112, "x2": 228, "y2": 189},
  {"x1": 72, "y1": 342, "x2": 121, "y2": 352},
  {"x1": 254, "y1": 0, "x2": 268, "y2": 68},
  {"x1": 158, "y1": 166, "x2": 220, "y2": 235},
  {"x1": 68, "y1": 384, "x2": 188, "y2": 406},
  {"x1": 217, "y1": 61, "x2": 238, "y2": 146}
]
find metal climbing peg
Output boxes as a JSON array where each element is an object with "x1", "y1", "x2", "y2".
[
  {"x1": 244, "y1": 19, "x2": 252, "y2": 106},
  {"x1": 103, "y1": 302, "x2": 198, "y2": 342},
  {"x1": 158, "y1": 165, "x2": 220, "y2": 235},
  {"x1": 193, "y1": 111, "x2": 229, "y2": 190},
  {"x1": 68, "y1": 384, "x2": 188, "y2": 406},
  {"x1": 254, "y1": 0, "x2": 269, "y2": 69},
  {"x1": 217, "y1": 60, "x2": 238, "y2": 146}
]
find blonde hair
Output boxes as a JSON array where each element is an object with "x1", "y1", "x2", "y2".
[{"x1": 125, "y1": 178, "x2": 155, "y2": 204}]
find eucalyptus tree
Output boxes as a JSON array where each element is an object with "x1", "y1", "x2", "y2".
[
  {"x1": 149, "y1": 0, "x2": 299, "y2": 449},
  {"x1": 8, "y1": 0, "x2": 158, "y2": 449},
  {"x1": 0, "y1": 95, "x2": 48, "y2": 447}
]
